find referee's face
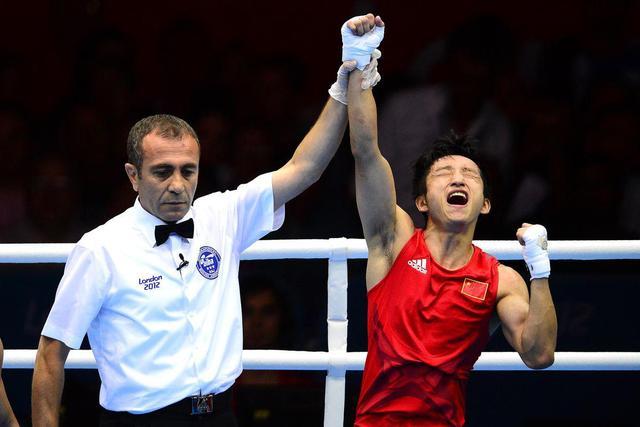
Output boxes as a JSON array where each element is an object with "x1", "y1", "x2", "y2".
[{"x1": 126, "y1": 132, "x2": 200, "y2": 223}]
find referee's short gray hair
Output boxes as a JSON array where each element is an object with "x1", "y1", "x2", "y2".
[{"x1": 127, "y1": 114, "x2": 199, "y2": 170}]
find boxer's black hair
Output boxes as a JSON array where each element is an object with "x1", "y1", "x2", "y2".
[{"x1": 412, "y1": 130, "x2": 490, "y2": 201}]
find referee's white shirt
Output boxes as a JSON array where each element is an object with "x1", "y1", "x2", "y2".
[{"x1": 42, "y1": 173, "x2": 284, "y2": 413}]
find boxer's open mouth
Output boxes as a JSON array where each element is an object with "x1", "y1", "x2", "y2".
[{"x1": 447, "y1": 191, "x2": 468, "y2": 206}]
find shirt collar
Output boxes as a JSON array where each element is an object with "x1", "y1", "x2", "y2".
[{"x1": 131, "y1": 198, "x2": 194, "y2": 247}]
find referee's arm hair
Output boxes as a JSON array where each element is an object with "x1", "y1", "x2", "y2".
[{"x1": 32, "y1": 336, "x2": 71, "y2": 427}]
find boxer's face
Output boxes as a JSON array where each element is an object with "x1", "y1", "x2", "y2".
[
  {"x1": 125, "y1": 132, "x2": 199, "y2": 222},
  {"x1": 416, "y1": 155, "x2": 490, "y2": 227}
]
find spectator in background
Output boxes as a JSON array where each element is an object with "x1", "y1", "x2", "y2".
[
  {"x1": 504, "y1": 98, "x2": 572, "y2": 231},
  {"x1": 378, "y1": 16, "x2": 515, "y2": 226},
  {"x1": 74, "y1": 29, "x2": 136, "y2": 124},
  {"x1": 7, "y1": 155, "x2": 84, "y2": 243},
  {"x1": 572, "y1": 102, "x2": 640, "y2": 238},
  {"x1": 235, "y1": 275, "x2": 323, "y2": 426},
  {"x1": 0, "y1": 106, "x2": 31, "y2": 240},
  {"x1": 191, "y1": 109, "x2": 234, "y2": 196},
  {"x1": 244, "y1": 55, "x2": 309, "y2": 159},
  {"x1": 0, "y1": 53, "x2": 28, "y2": 111},
  {"x1": 231, "y1": 127, "x2": 276, "y2": 187},
  {"x1": 153, "y1": 19, "x2": 213, "y2": 118},
  {"x1": 240, "y1": 276, "x2": 293, "y2": 352},
  {"x1": 56, "y1": 29, "x2": 136, "y2": 226},
  {"x1": 573, "y1": 0, "x2": 640, "y2": 104}
]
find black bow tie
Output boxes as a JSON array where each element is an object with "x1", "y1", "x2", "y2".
[{"x1": 154, "y1": 218, "x2": 194, "y2": 246}]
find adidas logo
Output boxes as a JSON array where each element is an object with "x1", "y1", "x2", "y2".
[{"x1": 408, "y1": 258, "x2": 427, "y2": 274}]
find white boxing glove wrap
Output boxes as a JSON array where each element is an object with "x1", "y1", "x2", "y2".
[
  {"x1": 361, "y1": 49, "x2": 382, "y2": 89},
  {"x1": 328, "y1": 50, "x2": 382, "y2": 105},
  {"x1": 341, "y1": 19, "x2": 385, "y2": 70},
  {"x1": 521, "y1": 224, "x2": 550, "y2": 280}
]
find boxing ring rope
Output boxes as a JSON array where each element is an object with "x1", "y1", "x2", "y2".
[
  {"x1": 5, "y1": 349, "x2": 640, "y2": 371},
  {"x1": 2, "y1": 239, "x2": 640, "y2": 427},
  {"x1": 2, "y1": 239, "x2": 640, "y2": 262}
]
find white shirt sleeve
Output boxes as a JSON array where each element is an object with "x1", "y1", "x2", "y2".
[
  {"x1": 194, "y1": 172, "x2": 285, "y2": 253},
  {"x1": 233, "y1": 173, "x2": 285, "y2": 252},
  {"x1": 42, "y1": 242, "x2": 111, "y2": 349}
]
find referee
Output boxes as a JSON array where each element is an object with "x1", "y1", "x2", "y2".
[{"x1": 31, "y1": 105, "x2": 347, "y2": 425}]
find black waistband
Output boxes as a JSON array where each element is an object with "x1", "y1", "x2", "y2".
[{"x1": 101, "y1": 387, "x2": 233, "y2": 418}]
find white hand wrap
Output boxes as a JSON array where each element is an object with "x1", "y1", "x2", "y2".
[
  {"x1": 341, "y1": 19, "x2": 385, "y2": 70},
  {"x1": 328, "y1": 50, "x2": 382, "y2": 105},
  {"x1": 361, "y1": 49, "x2": 382, "y2": 89},
  {"x1": 521, "y1": 224, "x2": 551, "y2": 280}
]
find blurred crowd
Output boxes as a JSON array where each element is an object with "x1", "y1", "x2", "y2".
[
  {"x1": 1, "y1": 3, "x2": 639, "y2": 245},
  {"x1": 1, "y1": 1, "x2": 640, "y2": 425}
]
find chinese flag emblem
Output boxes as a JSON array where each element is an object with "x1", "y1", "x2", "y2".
[{"x1": 461, "y1": 278, "x2": 489, "y2": 301}]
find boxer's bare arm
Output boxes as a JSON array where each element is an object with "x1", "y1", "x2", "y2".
[
  {"x1": 496, "y1": 266, "x2": 556, "y2": 368},
  {"x1": 346, "y1": 16, "x2": 414, "y2": 290},
  {"x1": 496, "y1": 224, "x2": 557, "y2": 369}
]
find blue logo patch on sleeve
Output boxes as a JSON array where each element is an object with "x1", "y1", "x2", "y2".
[{"x1": 196, "y1": 246, "x2": 222, "y2": 280}]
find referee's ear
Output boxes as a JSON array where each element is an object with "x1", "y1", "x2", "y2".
[{"x1": 124, "y1": 163, "x2": 140, "y2": 192}]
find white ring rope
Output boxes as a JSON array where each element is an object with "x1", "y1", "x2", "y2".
[
  {"x1": 3, "y1": 350, "x2": 640, "y2": 371},
  {"x1": 1, "y1": 239, "x2": 640, "y2": 263},
  {"x1": 3, "y1": 239, "x2": 639, "y2": 426}
]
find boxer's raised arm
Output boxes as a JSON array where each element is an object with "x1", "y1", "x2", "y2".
[{"x1": 346, "y1": 15, "x2": 414, "y2": 289}]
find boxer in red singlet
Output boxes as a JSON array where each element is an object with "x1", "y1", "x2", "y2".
[{"x1": 342, "y1": 15, "x2": 558, "y2": 427}]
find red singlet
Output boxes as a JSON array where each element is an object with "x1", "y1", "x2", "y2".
[{"x1": 355, "y1": 229, "x2": 499, "y2": 427}]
